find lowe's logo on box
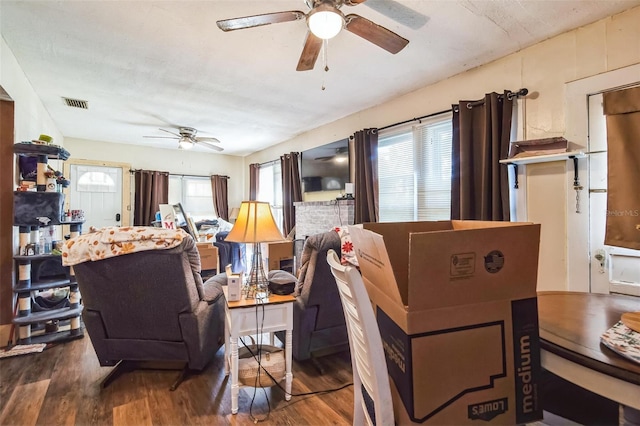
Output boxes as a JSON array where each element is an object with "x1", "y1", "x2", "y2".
[{"x1": 468, "y1": 397, "x2": 508, "y2": 421}]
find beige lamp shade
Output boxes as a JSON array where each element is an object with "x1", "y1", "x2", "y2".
[{"x1": 225, "y1": 201, "x2": 283, "y2": 243}]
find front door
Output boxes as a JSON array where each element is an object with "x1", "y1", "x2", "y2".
[
  {"x1": 588, "y1": 92, "x2": 640, "y2": 296},
  {"x1": 66, "y1": 162, "x2": 130, "y2": 230}
]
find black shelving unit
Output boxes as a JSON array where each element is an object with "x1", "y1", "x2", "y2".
[{"x1": 12, "y1": 143, "x2": 84, "y2": 345}]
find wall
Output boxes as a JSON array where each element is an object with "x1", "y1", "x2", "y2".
[
  {"x1": 63, "y1": 138, "x2": 246, "y2": 215},
  {"x1": 246, "y1": 6, "x2": 640, "y2": 291}
]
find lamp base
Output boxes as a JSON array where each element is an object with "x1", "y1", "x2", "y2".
[{"x1": 242, "y1": 244, "x2": 270, "y2": 299}]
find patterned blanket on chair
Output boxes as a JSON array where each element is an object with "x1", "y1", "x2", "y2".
[{"x1": 62, "y1": 226, "x2": 186, "y2": 266}]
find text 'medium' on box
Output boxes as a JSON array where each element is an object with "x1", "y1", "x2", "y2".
[{"x1": 349, "y1": 220, "x2": 542, "y2": 425}]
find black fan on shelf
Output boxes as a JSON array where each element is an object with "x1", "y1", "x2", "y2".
[
  {"x1": 216, "y1": 0, "x2": 409, "y2": 71},
  {"x1": 143, "y1": 127, "x2": 223, "y2": 151}
]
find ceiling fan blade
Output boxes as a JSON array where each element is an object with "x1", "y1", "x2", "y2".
[
  {"x1": 159, "y1": 128, "x2": 182, "y2": 137},
  {"x1": 296, "y1": 32, "x2": 323, "y2": 71},
  {"x1": 143, "y1": 135, "x2": 178, "y2": 139},
  {"x1": 196, "y1": 140, "x2": 224, "y2": 152},
  {"x1": 344, "y1": 0, "x2": 368, "y2": 5},
  {"x1": 216, "y1": 11, "x2": 305, "y2": 32},
  {"x1": 195, "y1": 137, "x2": 221, "y2": 144},
  {"x1": 345, "y1": 14, "x2": 409, "y2": 54}
]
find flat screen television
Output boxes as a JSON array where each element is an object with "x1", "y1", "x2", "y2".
[{"x1": 300, "y1": 139, "x2": 350, "y2": 198}]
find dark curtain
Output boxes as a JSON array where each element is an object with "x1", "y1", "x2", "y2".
[
  {"x1": 281, "y1": 152, "x2": 302, "y2": 236},
  {"x1": 353, "y1": 129, "x2": 379, "y2": 223},
  {"x1": 211, "y1": 175, "x2": 229, "y2": 221},
  {"x1": 451, "y1": 91, "x2": 513, "y2": 221},
  {"x1": 603, "y1": 86, "x2": 640, "y2": 250},
  {"x1": 134, "y1": 170, "x2": 169, "y2": 226},
  {"x1": 249, "y1": 163, "x2": 260, "y2": 201}
]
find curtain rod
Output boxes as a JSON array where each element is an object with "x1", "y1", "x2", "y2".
[
  {"x1": 378, "y1": 108, "x2": 452, "y2": 131},
  {"x1": 130, "y1": 169, "x2": 228, "y2": 179},
  {"x1": 259, "y1": 159, "x2": 279, "y2": 167},
  {"x1": 379, "y1": 88, "x2": 529, "y2": 132},
  {"x1": 170, "y1": 173, "x2": 229, "y2": 179}
]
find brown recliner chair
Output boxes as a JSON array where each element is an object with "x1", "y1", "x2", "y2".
[
  {"x1": 277, "y1": 230, "x2": 349, "y2": 364},
  {"x1": 72, "y1": 233, "x2": 225, "y2": 390}
]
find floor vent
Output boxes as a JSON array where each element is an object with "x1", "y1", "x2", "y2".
[{"x1": 62, "y1": 97, "x2": 89, "y2": 109}]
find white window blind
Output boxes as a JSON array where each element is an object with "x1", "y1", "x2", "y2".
[
  {"x1": 416, "y1": 120, "x2": 452, "y2": 220},
  {"x1": 378, "y1": 114, "x2": 452, "y2": 222},
  {"x1": 168, "y1": 175, "x2": 215, "y2": 222},
  {"x1": 379, "y1": 131, "x2": 415, "y2": 221},
  {"x1": 258, "y1": 162, "x2": 284, "y2": 232}
]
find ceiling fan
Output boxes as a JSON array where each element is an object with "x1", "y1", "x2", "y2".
[
  {"x1": 143, "y1": 127, "x2": 223, "y2": 152},
  {"x1": 216, "y1": 0, "x2": 409, "y2": 71},
  {"x1": 314, "y1": 146, "x2": 349, "y2": 162}
]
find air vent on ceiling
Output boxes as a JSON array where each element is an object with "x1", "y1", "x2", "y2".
[{"x1": 62, "y1": 97, "x2": 89, "y2": 109}]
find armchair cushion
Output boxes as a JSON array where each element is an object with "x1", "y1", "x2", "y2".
[
  {"x1": 295, "y1": 230, "x2": 341, "y2": 298},
  {"x1": 201, "y1": 279, "x2": 224, "y2": 304}
]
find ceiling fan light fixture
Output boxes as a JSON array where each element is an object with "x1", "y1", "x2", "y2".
[
  {"x1": 308, "y1": 4, "x2": 344, "y2": 40},
  {"x1": 178, "y1": 137, "x2": 194, "y2": 150}
]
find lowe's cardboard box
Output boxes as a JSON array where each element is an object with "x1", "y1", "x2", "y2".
[{"x1": 349, "y1": 221, "x2": 542, "y2": 425}]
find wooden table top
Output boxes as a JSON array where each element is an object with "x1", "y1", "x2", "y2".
[
  {"x1": 538, "y1": 291, "x2": 640, "y2": 385},
  {"x1": 223, "y1": 286, "x2": 295, "y2": 309}
]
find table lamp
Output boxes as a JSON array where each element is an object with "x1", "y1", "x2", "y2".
[{"x1": 224, "y1": 201, "x2": 284, "y2": 299}]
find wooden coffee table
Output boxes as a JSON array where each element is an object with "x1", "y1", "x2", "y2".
[{"x1": 538, "y1": 291, "x2": 640, "y2": 410}]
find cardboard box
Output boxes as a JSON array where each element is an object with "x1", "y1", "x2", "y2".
[
  {"x1": 196, "y1": 242, "x2": 219, "y2": 273},
  {"x1": 262, "y1": 240, "x2": 294, "y2": 272},
  {"x1": 349, "y1": 221, "x2": 542, "y2": 425}
]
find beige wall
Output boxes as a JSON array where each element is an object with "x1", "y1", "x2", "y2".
[
  {"x1": 246, "y1": 6, "x2": 640, "y2": 291},
  {"x1": 1, "y1": 37, "x2": 63, "y2": 156},
  {"x1": 64, "y1": 138, "x2": 246, "y2": 211}
]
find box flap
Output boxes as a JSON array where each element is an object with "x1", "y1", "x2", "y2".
[
  {"x1": 359, "y1": 222, "x2": 453, "y2": 305},
  {"x1": 349, "y1": 225, "x2": 404, "y2": 307}
]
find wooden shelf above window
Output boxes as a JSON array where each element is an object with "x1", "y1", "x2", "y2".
[{"x1": 499, "y1": 150, "x2": 587, "y2": 165}]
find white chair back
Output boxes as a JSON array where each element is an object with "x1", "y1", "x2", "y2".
[{"x1": 327, "y1": 249, "x2": 394, "y2": 426}]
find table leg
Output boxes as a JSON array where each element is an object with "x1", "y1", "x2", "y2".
[
  {"x1": 231, "y1": 334, "x2": 239, "y2": 414},
  {"x1": 285, "y1": 328, "x2": 292, "y2": 401},
  {"x1": 224, "y1": 314, "x2": 230, "y2": 376}
]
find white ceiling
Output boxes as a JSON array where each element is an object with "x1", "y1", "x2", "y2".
[{"x1": 1, "y1": 0, "x2": 639, "y2": 156}]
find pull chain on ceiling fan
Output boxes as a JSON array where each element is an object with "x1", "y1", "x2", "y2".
[{"x1": 216, "y1": 0, "x2": 409, "y2": 71}]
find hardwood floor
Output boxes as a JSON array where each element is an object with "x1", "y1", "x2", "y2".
[
  {"x1": 0, "y1": 336, "x2": 355, "y2": 426},
  {"x1": 1, "y1": 336, "x2": 626, "y2": 425}
]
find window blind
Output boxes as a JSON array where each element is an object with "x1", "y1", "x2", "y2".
[{"x1": 378, "y1": 114, "x2": 452, "y2": 222}]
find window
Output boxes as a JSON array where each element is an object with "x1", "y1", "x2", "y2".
[
  {"x1": 168, "y1": 175, "x2": 215, "y2": 222},
  {"x1": 76, "y1": 167, "x2": 117, "y2": 193},
  {"x1": 378, "y1": 114, "x2": 453, "y2": 222},
  {"x1": 258, "y1": 161, "x2": 284, "y2": 232}
]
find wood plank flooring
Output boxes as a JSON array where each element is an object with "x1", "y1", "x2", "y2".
[
  {"x1": 0, "y1": 336, "x2": 354, "y2": 426},
  {"x1": 0, "y1": 336, "x2": 626, "y2": 425}
]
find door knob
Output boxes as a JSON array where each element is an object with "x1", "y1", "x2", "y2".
[
  {"x1": 594, "y1": 249, "x2": 606, "y2": 274},
  {"x1": 115, "y1": 213, "x2": 121, "y2": 222}
]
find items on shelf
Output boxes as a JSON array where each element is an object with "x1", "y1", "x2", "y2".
[
  {"x1": 10, "y1": 140, "x2": 85, "y2": 347},
  {"x1": 508, "y1": 136, "x2": 568, "y2": 159}
]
